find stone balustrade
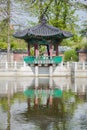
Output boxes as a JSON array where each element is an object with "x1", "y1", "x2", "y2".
[{"x1": 0, "y1": 61, "x2": 87, "y2": 77}]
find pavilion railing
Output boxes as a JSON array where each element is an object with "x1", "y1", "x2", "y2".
[
  {"x1": 23, "y1": 56, "x2": 63, "y2": 64},
  {"x1": 0, "y1": 61, "x2": 87, "y2": 70}
]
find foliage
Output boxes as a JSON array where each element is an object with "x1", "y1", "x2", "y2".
[
  {"x1": 76, "y1": 2, "x2": 87, "y2": 40},
  {"x1": 64, "y1": 49, "x2": 78, "y2": 62},
  {"x1": 0, "y1": 98, "x2": 8, "y2": 111},
  {"x1": 16, "y1": 0, "x2": 81, "y2": 46},
  {"x1": 49, "y1": 0, "x2": 78, "y2": 30},
  {"x1": 27, "y1": 45, "x2": 46, "y2": 56},
  {"x1": 61, "y1": 33, "x2": 84, "y2": 52},
  {"x1": 0, "y1": 0, "x2": 86, "y2": 55},
  {"x1": 80, "y1": 20, "x2": 87, "y2": 36},
  {"x1": 0, "y1": 18, "x2": 27, "y2": 49},
  {"x1": 39, "y1": 45, "x2": 46, "y2": 56}
]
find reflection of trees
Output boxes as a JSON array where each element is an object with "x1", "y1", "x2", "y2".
[
  {"x1": 0, "y1": 93, "x2": 26, "y2": 111},
  {"x1": 63, "y1": 89, "x2": 85, "y2": 121},
  {"x1": 0, "y1": 92, "x2": 26, "y2": 130},
  {"x1": 6, "y1": 86, "x2": 11, "y2": 130},
  {"x1": 26, "y1": 97, "x2": 65, "y2": 130},
  {"x1": 0, "y1": 98, "x2": 8, "y2": 111},
  {"x1": 27, "y1": 97, "x2": 64, "y2": 117}
]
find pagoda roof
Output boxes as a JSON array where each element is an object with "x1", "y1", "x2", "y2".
[
  {"x1": 77, "y1": 48, "x2": 87, "y2": 53},
  {"x1": 13, "y1": 17, "x2": 73, "y2": 40}
]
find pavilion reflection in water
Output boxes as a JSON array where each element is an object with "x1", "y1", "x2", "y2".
[
  {"x1": 0, "y1": 78, "x2": 87, "y2": 130},
  {"x1": 24, "y1": 87, "x2": 62, "y2": 107},
  {"x1": 23, "y1": 85, "x2": 65, "y2": 120},
  {"x1": 0, "y1": 77, "x2": 87, "y2": 99}
]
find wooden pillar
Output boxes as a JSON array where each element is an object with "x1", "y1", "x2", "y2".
[
  {"x1": 49, "y1": 44, "x2": 52, "y2": 57},
  {"x1": 56, "y1": 44, "x2": 59, "y2": 56},
  {"x1": 34, "y1": 44, "x2": 39, "y2": 57},
  {"x1": 28, "y1": 44, "x2": 30, "y2": 56},
  {"x1": 47, "y1": 45, "x2": 50, "y2": 57}
]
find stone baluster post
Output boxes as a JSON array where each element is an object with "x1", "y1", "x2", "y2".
[
  {"x1": 67, "y1": 62, "x2": 70, "y2": 69},
  {"x1": 14, "y1": 61, "x2": 17, "y2": 70},
  {"x1": 82, "y1": 62, "x2": 85, "y2": 70},
  {"x1": 6, "y1": 62, "x2": 8, "y2": 69},
  {"x1": 23, "y1": 62, "x2": 26, "y2": 67},
  {"x1": 74, "y1": 62, "x2": 77, "y2": 70},
  {"x1": 35, "y1": 65, "x2": 38, "y2": 77}
]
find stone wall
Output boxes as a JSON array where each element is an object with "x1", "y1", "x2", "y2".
[{"x1": 13, "y1": 52, "x2": 27, "y2": 61}]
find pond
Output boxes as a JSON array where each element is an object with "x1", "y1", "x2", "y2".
[{"x1": 0, "y1": 77, "x2": 87, "y2": 130}]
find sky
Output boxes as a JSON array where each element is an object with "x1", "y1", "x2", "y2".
[
  {"x1": 73, "y1": 0, "x2": 87, "y2": 26},
  {"x1": 75, "y1": 9, "x2": 87, "y2": 27}
]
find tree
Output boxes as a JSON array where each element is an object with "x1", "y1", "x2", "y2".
[
  {"x1": 0, "y1": 0, "x2": 27, "y2": 61},
  {"x1": 80, "y1": 21, "x2": 87, "y2": 37},
  {"x1": 16, "y1": 0, "x2": 78, "y2": 30},
  {"x1": 78, "y1": 2, "x2": 87, "y2": 36},
  {"x1": 16, "y1": 0, "x2": 80, "y2": 44},
  {"x1": 7, "y1": 0, "x2": 11, "y2": 62},
  {"x1": 0, "y1": 0, "x2": 11, "y2": 61},
  {"x1": 0, "y1": 0, "x2": 86, "y2": 59},
  {"x1": 14, "y1": 0, "x2": 80, "y2": 53},
  {"x1": 64, "y1": 49, "x2": 78, "y2": 62}
]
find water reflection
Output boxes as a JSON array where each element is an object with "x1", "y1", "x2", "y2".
[
  {"x1": 0, "y1": 77, "x2": 87, "y2": 130},
  {"x1": 23, "y1": 87, "x2": 64, "y2": 130},
  {"x1": 24, "y1": 87, "x2": 62, "y2": 107}
]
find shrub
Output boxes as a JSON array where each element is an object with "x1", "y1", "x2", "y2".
[{"x1": 64, "y1": 49, "x2": 78, "y2": 62}]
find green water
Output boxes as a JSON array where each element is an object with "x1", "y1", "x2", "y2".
[{"x1": 0, "y1": 77, "x2": 87, "y2": 130}]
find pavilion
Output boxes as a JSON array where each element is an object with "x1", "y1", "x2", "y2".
[{"x1": 13, "y1": 16, "x2": 73, "y2": 65}]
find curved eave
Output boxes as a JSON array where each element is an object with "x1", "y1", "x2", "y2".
[
  {"x1": 13, "y1": 23, "x2": 73, "y2": 40},
  {"x1": 13, "y1": 29, "x2": 28, "y2": 39},
  {"x1": 13, "y1": 32, "x2": 73, "y2": 40},
  {"x1": 62, "y1": 31, "x2": 73, "y2": 38},
  {"x1": 77, "y1": 49, "x2": 87, "y2": 53},
  {"x1": 27, "y1": 32, "x2": 73, "y2": 39}
]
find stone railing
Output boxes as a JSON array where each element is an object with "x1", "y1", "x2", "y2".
[
  {"x1": 0, "y1": 62, "x2": 25, "y2": 70},
  {"x1": 0, "y1": 61, "x2": 87, "y2": 77},
  {"x1": 0, "y1": 61, "x2": 87, "y2": 70}
]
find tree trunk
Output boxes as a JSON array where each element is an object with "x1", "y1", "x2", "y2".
[{"x1": 7, "y1": 0, "x2": 11, "y2": 62}]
